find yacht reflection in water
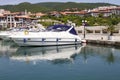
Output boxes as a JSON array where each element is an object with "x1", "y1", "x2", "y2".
[
  {"x1": 0, "y1": 40, "x2": 18, "y2": 57},
  {"x1": 1, "y1": 40, "x2": 120, "y2": 65},
  {"x1": 10, "y1": 45, "x2": 85, "y2": 64}
]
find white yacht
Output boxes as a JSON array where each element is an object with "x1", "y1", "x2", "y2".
[
  {"x1": 0, "y1": 28, "x2": 27, "y2": 40},
  {"x1": 0, "y1": 31, "x2": 10, "y2": 40},
  {"x1": 9, "y1": 24, "x2": 81, "y2": 46},
  {"x1": 0, "y1": 24, "x2": 45, "y2": 40}
]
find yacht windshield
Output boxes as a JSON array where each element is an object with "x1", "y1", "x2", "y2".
[
  {"x1": 46, "y1": 24, "x2": 78, "y2": 35},
  {"x1": 46, "y1": 25, "x2": 71, "y2": 32}
]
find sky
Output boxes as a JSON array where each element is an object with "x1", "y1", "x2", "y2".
[{"x1": 0, "y1": 0, "x2": 120, "y2": 5}]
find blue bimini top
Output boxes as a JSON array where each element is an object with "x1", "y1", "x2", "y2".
[{"x1": 46, "y1": 25, "x2": 77, "y2": 35}]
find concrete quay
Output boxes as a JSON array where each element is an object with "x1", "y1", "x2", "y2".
[
  {"x1": 86, "y1": 39, "x2": 120, "y2": 46},
  {"x1": 79, "y1": 34, "x2": 120, "y2": 46}
]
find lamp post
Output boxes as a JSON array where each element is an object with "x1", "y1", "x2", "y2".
[{"x1": 82, "y1": 20, "x2": 87, "y2": 39}]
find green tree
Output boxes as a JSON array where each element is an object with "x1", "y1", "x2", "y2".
[{"x1": 107, "y1": 18, "x2": 119, "y2": 36}]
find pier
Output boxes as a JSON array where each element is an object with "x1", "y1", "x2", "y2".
[
  {"x1": 86, "y1": 39, "x2": 120, "y2": 46},
  {"x1": 79, "y1": 34, "x2": 120, "y2": 46}
]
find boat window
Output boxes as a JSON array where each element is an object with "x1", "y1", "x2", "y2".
[
  {"x1": 46, "y1": 25, "x2": 71, "y2": 32},
  {"x1": 46, "y1": 24, "x2": 77, "y2": 35}
]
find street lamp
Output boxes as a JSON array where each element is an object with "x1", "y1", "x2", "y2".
[{"x1": 82, "y1": 20, "x2": 87, "y2": 39}]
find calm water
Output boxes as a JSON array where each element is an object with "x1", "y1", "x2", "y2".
[{"x1": 0, "y1": 40, "x2": 120, "y2": 80}]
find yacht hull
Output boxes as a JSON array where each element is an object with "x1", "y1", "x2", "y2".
[{"x1": 12, "y1": 38, "x2": 81, "y2": 46}]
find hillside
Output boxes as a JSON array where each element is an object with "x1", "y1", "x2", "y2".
[{"x1": 0, "y1": 2, "x2": 117, "y2": 12}]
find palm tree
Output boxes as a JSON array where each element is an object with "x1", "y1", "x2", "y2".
[
  {"x1": 107, "y1": 18, "x2": 119, "y2": 36},
  {"x1": 107, "y1": 24, "x2": 115, "y2": 36}
]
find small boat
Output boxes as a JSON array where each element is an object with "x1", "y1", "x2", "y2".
[
  {"x1": 9, "y1": 24, "x2": 82, "y2": 46},
  {"x1": 0, "y1": 24, "x2": 45, "y2": 41},
  {"x1": 0, "y1": 28, "x2": 28, "y2": 40},
  {"x1": 0, "y1": 31, "x2": 10, "y2": 40}
]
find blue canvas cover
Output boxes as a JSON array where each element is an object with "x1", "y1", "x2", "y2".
[{"x1": 46, "y1": 25, "x2": 77, "y2": 35}]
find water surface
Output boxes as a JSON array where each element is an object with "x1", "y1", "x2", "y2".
[{"x1": 0, "y1": 40, "x2": 120, "y2": 80}]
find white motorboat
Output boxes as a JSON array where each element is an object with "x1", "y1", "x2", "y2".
[
  {"x1": 0, "y1": 31, "x2": 10, "y2": 40},
  {"x1": 9, "y1": 24, "x2": 82, "y2": 46},
  {"x1": 0, "y1": 24, "x2": 45, "y2": 41},
  {"x1": 0, "y1": 28, "x2": 27, "y2": 40}
]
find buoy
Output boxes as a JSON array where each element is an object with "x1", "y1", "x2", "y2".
[{"x1": 24, "y1": 30, "x2": 29, "y2": 35}]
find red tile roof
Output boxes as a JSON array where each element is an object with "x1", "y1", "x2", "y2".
[
  {"x1": 0, "y1": 14, "x2": 5, "y2": 17},
  {"x1": 60, "y1": 11, "x2": 88, "y2": 15},
  {"x1": 15, "y1": 15, "x2": 31, "y2": 18}
]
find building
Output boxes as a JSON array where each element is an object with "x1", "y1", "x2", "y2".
[
  {"x1": 60, "y1": 10, "x2": 89, "y2": 17},
  {"x1": 109, "y1": 7, "x2": 120, "y2": 15},
  {"x1": 35, "y1": 12, "x2": 46, "y2": 18},
  {"x1": 0, "y1": 13, "x2": 31, "y2": 28},
  {"x1": 0, "y1": 13, "x2": 5, "y2": 28},
  {"x1": 90, "y1": 10, "x2": 112, "y2": 17},
  {"x1": 49, "y1": 11, "x2": 61, "y2": 17},
  {"x1": 90, "y1": 6, "x2": 120, "y2": 17}
]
